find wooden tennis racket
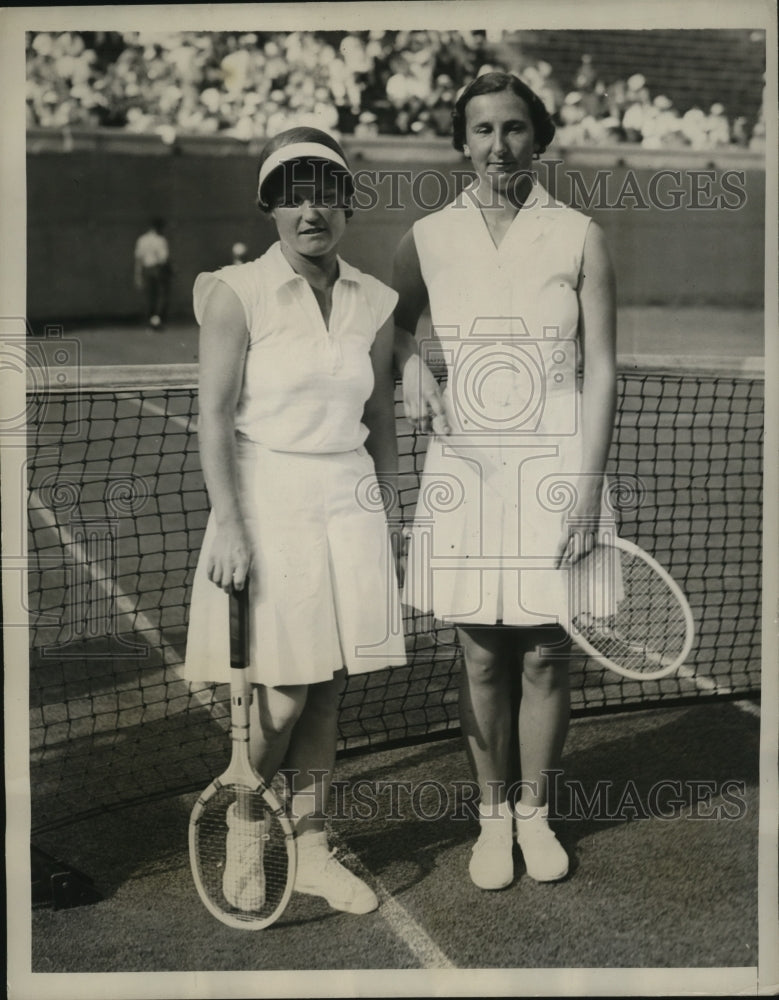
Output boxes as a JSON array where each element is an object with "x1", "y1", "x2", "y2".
[
  {"x1": 189, "y1": 584, "x2": 296, "y2": 929},
  {"x1": 565, "y1": 534, "x2": 695, "y2": 681}
]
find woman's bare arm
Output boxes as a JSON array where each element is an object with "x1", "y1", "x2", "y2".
[
  {"x1": 559, "y1": 221, "x2": 617, "y2": 564},
  {"x1": 198, "y1": 280, "x2": 252, "y2": 591},
  {"x1": 392, "y1": 229, "x2": 447, "y2": 432}
]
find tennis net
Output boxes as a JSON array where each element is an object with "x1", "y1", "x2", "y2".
[{"x1": 26, "y1": 354, "x2": 763, "y2": 832}]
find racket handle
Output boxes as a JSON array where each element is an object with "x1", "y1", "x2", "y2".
[{"x1": 229, "y1": 582, "x2": 250, "y2": 670}]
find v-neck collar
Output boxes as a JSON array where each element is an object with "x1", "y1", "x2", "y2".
[
  {"x1": 461, "y1": 179, "x2": 557, "y2": 254},
  {"x1": 267, "y1": 241, "x2": 362, "y2": 337}
]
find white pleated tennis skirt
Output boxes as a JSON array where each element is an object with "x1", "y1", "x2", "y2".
[
  {"x1": 403, "y1": 432, "x2": 616, "y2": 628},
  {"x1": 185, "y1": 436, "x2": 407, "y2": 686}
]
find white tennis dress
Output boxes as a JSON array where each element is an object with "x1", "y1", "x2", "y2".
[
  {"x1": 404, "y1": 181, "x2": 613, "y2": 627},
  {"x1": 185, "y1": 242, "x2": 407, "y2": 686}
]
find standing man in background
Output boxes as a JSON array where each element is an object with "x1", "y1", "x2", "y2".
[{"x1": 134, "y1": 217, "x2": 172, "y2": 329}]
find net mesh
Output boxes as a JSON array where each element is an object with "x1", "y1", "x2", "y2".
[{"x1": 26, "y1": 358, "x2": 763, "y2": 832}]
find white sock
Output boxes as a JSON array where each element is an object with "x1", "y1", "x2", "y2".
[
  {"x1": 296, "y1": 830, "x2": 328, "y2": 858},
  {"x1": 478, "y1": 799, "x2": 513, "y2": 823},
  {"x1": 515, "y1": 801, "x2": 549, "y2": 822}
]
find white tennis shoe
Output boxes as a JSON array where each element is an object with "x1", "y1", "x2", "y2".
[
  {"x1": 469, "y1": 803, "x2": 514, "y2": 890},
  {"x1": 222, "y1": 802, "x2": 266, "y2": 911},
  {"x1": 514, "y1": 804, "x2": 569, "y2": 882},
  {"x1": 295, "y1": 834, "x2": 378, "y2": 914}
]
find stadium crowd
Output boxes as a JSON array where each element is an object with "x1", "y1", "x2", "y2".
[{"x1": 26, "y1": 29, "x2": 766, "y2": 150}]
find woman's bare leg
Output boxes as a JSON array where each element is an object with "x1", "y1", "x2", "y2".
[
  {"x1": 517, "y1": 628, "x2": 570, "y2": 809},
  {"x1": 458, "y1": 626, "x2": 514, "y2": 807},
  {"x1": 282, "y1": 669, "x2": 345, "y2": 838}
]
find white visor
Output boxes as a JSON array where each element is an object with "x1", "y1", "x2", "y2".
[{"x1": 257, "y1": 142, "x2": 350, "y2": 206}]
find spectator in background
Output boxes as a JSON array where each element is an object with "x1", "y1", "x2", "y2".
[
  {"x1": 428, "y1": 74, "x2": 458, "y2": 136},
  {"x1": 679, "y1": 102, "x2": 731, "y2": 150},
  {"x1": 571, "y1": 53, "x2": 608, "y2": 119},
  {"x1": 640, "y1": 94, "x2": 684, "y2": 148},
  {"x1": 231, "y1": 241, "x2": 248, "y2": 265},
  {"x1": 354, "y1": 110, "x2": 380, "y2": 137},
  {"x1": 749, "y1": 120, "x2": 766, "y2": 150},
  {"x1": 621, "y1": 73, "x2": 652, "y2": 142},
  {"x1": 750, "y1": 75, "x2": 766, "y2": 149},
  {"x1": 220, "y1": 36, "x2": 253, "y2": 94},
  {"x1": 680, "y1": 107, "x2": 710, "y2": 149},
  {"x1": 265, "y1": 89, "x2": 292, "y2": 137},
  {"x1": 731, "y1": 116, "x2": 749, "y2": 147},
  {"x1": 433, "y1": 30, "x2": 481, "y2": 83},
  {"x1": 749, "y1": 82, "x2": 765, "y2": 150},
  {"x1": 600, "y1": 116, "x2": 625, "y2": 144},
  {"x1": 385, "y1": 53, "x2": 427, "y2": 134},
  {"x1": 410, "y1": 111, "x2": 436, "y2": 137},
  {"x1": 532, "y1": 60, "x2": 565, "y2": 119},
  {"x1": 555, "y1": 91, "x2": 588, "y2": 146},
  {"x1": 556, "y1": 89, "x2": 618, "y2": 147},
  {"x1": 580, "y1": 79, "x2": 609, "y2": 120},
  {"x1": 604, "y1": 78, "x2": 629, "y2": 124},
  {"x1": 573, "y1": 52, "x2": 598, "y2": 92},
  {"x1": 704, "y1": 103, "x2": 732, "y2": 147},
  {"x1": 365, "y1": 28, "x2": 391, "y2": 68},
  {"x1": 134, "y1": 216, "x2": 171, "y2": 329}
]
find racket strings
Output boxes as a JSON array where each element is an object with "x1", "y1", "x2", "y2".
[
  {"x1": 571, "y1": 546, "x2": 689, "y2": 675},
  {"x1": 193, "y1": 785, "x2": 292, "y2": 924}
]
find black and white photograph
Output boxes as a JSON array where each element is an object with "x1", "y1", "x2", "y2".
[{"x1": 2, "y1": 2, "x2": 777, "y2": 997}]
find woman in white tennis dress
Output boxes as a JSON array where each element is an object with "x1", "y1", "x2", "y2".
[
  {"x1": 186, "y1": 127, "x2": 415, "y2": 916},
  {"x1": 395, "y1": 73, "x2": 617, "y2": 889}
]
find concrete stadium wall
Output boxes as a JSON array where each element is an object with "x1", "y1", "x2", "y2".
[{"x1": 26, "y1": 132, "x2": 765, "y2": 324}]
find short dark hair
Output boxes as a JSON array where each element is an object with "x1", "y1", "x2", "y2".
[
  {"x1": 451, "y1": 72, "x2": 556, "y2": 154},
  {"x1": 256, "y1": 126, "x2": 354, "y2": 218}
]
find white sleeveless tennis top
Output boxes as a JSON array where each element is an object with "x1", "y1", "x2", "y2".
[
  {"x1": 412, "y1": 180, "x2": 591, "y2": 439},
  {"x1": 194, "y1": 241, "x2": 397, "y2": 453}
]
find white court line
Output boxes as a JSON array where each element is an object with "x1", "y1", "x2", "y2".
[
  {"x1": 733, "y1": 698, "x2": 761, "y2": 719},
  {"x1": 329, "y1": 830, "x2": 456, "y2": 970},
  {"x1": 677, "y1": 663, "x2": 760, "y2": 719},
  {"x1": 29, "y1": 488, "x2": 217, "y2": 719},
  {"x1": 139, "y1": 396, "x2": 195, "y2": 433}
]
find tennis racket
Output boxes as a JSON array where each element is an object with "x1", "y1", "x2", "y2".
[
  {"x1": 565, "y1": 534, "x2": 695, "y2": 681},
  {"x1": 189, "y1": 584, "x2": 296, "y2": 929}
]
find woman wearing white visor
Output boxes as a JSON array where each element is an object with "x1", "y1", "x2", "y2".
[{"x1": 186, "y1": 127, "x2": 440, "y2": 915}]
